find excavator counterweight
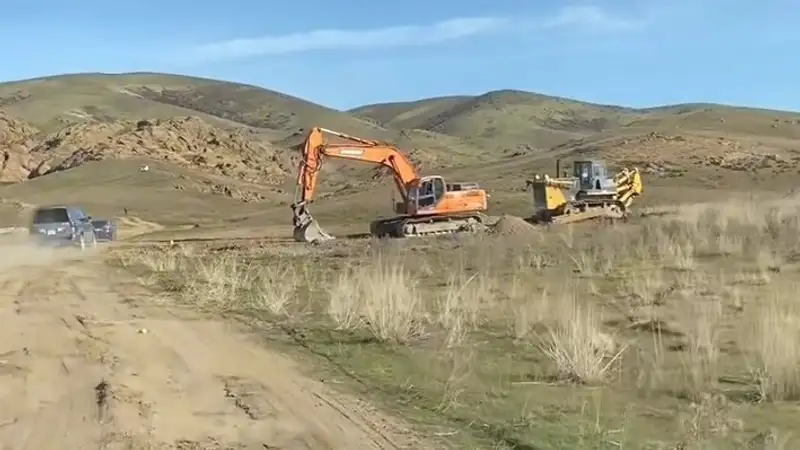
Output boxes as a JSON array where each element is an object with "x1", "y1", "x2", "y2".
[{"x1": 291, "y1": 127, "x2": 489, "y2": 242}]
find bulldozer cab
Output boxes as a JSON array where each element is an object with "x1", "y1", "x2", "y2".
[{"x1": 573, "y1": 161, "x2": 609, "y2": 192}]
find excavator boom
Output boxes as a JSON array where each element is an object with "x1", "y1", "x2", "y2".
[
  {"x1": 291, "y1": 127, "x2": 488, "y2": 243},
  {"x1": 292, "y1": 127, "x2": 421, "y2": 243}
]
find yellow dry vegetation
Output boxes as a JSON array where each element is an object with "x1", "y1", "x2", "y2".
[{"x1": 113, "y1": 194, "x2": 800, "y2": 449}]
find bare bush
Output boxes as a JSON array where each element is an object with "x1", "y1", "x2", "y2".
[{"x1": 537, "y1": 292, "x2": 625, "y2": 384}]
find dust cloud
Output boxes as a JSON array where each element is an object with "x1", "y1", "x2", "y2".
[{"x1": 0, "y1": 231, "x2": 98, "y2": 273}]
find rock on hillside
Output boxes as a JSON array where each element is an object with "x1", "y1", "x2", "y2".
[
  {"x1": 559, "y1": 131, "x2": 799, "y2": 176},
  {"x1": 33, "y1": 117, "x2": 290, "y2": 184},
  {"x1": 0, "y1": 110, "x2": 43, "y2": 182}
]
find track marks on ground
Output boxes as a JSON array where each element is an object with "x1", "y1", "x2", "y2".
[{"x1": 0, "y1": 255, "x2": 419, "y2": 449}]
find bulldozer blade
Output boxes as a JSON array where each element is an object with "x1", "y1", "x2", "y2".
[{"x1": 293, "y1": 219, "x2": 335, "y2": 244}]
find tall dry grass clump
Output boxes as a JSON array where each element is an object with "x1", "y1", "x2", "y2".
[
  {"x1": 537, "y1": 291, "x2": 625, "y2": 384},
  {"x1": 671, "y1": 196, "x2": 800, "y2": 261},
  {"x1": 184, "y1": 253, "x2": 251, "y2": 311},
  {"x1": 678, "y1": 297, "x2": 724, "y2": 397},
  {"x1": 747, "y1": 285, "x2": 800, "y2": 401},
  {"x1": 117, "y1": 245, "x2": 302, "y2": 317},
  {"x1": 248, "y1": 263, "x2": 300, "y2": 316},
  {"x1": 326, "y1": 246, "x2": 505, "y2": 347},
  {"x1": 326, "y1": 254, "x2": 424, "y2": 344}
]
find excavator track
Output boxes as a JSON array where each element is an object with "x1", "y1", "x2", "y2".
[{"x1": 370, "y1": 214, "x2": 486, "y2": 238}]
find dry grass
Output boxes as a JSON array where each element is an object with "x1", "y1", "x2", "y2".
[
  {"x1": 111, "y1": 195, "x2": 800, "y2": 449},
  {"x1": 115, "y1": 244, "x2": 305, "y2": 318},
  {"x1": 536, "y1": 295, "x2": 625, "y2": 384}
]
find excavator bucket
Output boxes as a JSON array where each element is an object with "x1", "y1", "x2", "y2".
[
  {"x1": 291, "y1": 203, "x2": 335, "y2": 244},
  {"x1": 294, "y1": 219, "x2": 335, "y2": 243}
]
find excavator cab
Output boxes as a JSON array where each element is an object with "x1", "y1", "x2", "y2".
[{"x1": 407, "y1": 176, "x2": 447, "y2": 214}]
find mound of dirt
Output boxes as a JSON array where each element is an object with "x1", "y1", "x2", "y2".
[
  {"x1": 492, "y1": 215, "x2": 539, "y2": 236},
  {"x1": 32, "y1": 117, "x2": 290, "y2": 184},
  {"x1": 0, "y1": 110, "x2": 43, "y2": 182}
]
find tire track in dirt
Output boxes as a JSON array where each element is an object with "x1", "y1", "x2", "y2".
[{"x1": 0, "y1": 253, "x2": 421, "y2": 449}]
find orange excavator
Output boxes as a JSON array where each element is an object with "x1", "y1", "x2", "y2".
[{"x1": 291, "y1": 127, "x2": 489, "y2": 243}]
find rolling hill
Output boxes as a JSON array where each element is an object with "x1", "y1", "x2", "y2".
[
  {"x1": 3, "y1": 72, "x2": 799, "y2": 157},
  {"x1": 351, "y1": 90, "x2": 800, "y2": 149},
  {"x1": 1, "y1": 71, "x2": 800, "y2": 231}
]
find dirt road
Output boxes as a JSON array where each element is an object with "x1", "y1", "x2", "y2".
[{"x1": 0, "y1": 249, "x2": 418, "y2": 449}]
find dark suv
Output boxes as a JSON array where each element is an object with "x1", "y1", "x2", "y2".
[{"x1": 28, "y1": 205, "x2": 97, "y2": 250}]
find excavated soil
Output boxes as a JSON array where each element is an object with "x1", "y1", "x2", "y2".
[
  {"x1": 0, "y1": 246, "x2": 419, "y2": 450},
  {"x1": 492, "y1": 214, "x2": 539, "y2": 237},
  {"x1": 32, "y1": 117, "x2": 290, "y2": 185}
]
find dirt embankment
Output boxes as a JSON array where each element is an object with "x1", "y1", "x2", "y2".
[
  {"x1": 0, "y1": 109, "x2": 295, "y2": 191},
  {"x1": 0, "y1": 110, "x2": 46, "y2": 182},
  {"x1": 33, "y1": 117, "x2": 290, "y2": 184}
]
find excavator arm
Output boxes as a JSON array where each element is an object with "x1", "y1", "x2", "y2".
[{"x1": 291, "y1": 127, "x2": 420, "y2": 243}]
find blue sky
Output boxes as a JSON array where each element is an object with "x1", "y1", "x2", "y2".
[{"x1": 2, "y1": 0, "x2": 799, "y2": 111}]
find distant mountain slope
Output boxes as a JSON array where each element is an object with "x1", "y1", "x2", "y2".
[
  {"x1": 351, "y1": 90, "x2": 800, "y2": 151},
  {"x1": 0, "y1": 73, "x2": 387, "y2": 141},
  {"x1": 349, "y1": 96, "x2": 471, "y2": 130},
  {"x1": 2, "y1": 71, "x2": 799, "y2": 164},
  {"x1": 351, "y1": 90, "x2": 640, "y2": 150},
  {"x1": 129, "y1": 77, "x2": 388, "y2": 139}
]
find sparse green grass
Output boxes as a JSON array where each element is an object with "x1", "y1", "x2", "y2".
[{"x1": 112, "y1": 196, "x2": 800, "y2": 449}]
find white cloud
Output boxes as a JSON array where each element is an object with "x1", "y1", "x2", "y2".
[
  {"x1": 542, "y1": 6, "x2": 646, "y2": 32},
  {"x1": 190, "y1": 6, "x2": 644, "y2": 62},
  {"x1": 191, "y1": 17, "x2": 506, "y2": 61}
]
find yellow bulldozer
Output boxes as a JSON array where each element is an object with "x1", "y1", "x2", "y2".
[{"x1": 526, "y1": 160, "x2": 643, "y2": 225}]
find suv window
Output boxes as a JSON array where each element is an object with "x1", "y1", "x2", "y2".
[{"x1": 33, "y1": 208, "x2": 69, "y2": 224}]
